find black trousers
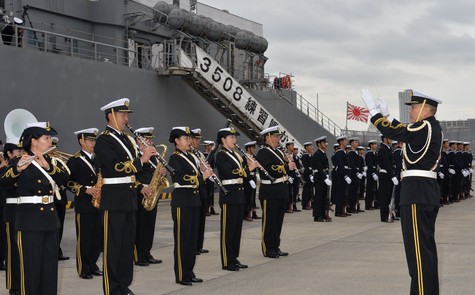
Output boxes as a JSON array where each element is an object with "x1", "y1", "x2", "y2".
[
  {"x1": 17, "y1": 230, "x2": 59, "y2": 295},
  {"x1": 197, "y1": 196, "x2": 207, "y2": 251},
  {"x1": 5, "y1": 221, "x2": 20, "y2": 293},
  {"x1": 75, "y1": 212, "x2": 102, "y2": 276},
  {"x1": 378, "y1": 175, "x2": 393, "y2": 221},
  {"x1": 333, "y1": 176, "x2": 347, "y2": 215},
  {"x1": 260, "y1": 198, "x2": 286, "y2": 256},
  {"x1": 171, "y1": 206, "x2": 200, "y2": 283},
  {"x1": 135, "y1": 203, "x2": 158, "y2": 263},
  {"x1": 55, "y1": 201, "x2": 67, "y2": 257},
  {"x1": 301, "y1": 181, "x2": 313, "y2": 208},
  {"x1": 101, "y1": 210, "x2": 136, "y2": 295},
  {"x1": 400, "y1": 204, "x2": 439, "y2": 295},
  {"x1": 365, "y1": 177, "x2": 377, "y2": 209},
  {"x1": 347, "y1": 175, "x2": 359, "y2": 211},
  {"x1": 243, "y1": 183, "x2": 255, "y2": 215},
  {"x1": 220, "y1": 203, "x2": 244, "y2": 267},
  {"x1": 313, "y1": 180, "x2": 328, "y2": 219},
  {"x1": 0, "y1": 206, "x2": 5, "y2": 265}
]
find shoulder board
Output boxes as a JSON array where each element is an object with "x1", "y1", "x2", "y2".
[
  {"x1": 102, "y1": 130, "x2": 110, "y2": 135},
  {"x1": 73, "y1": 152, "x2": 82, "y2": 158},
  {"x1": 173, "y1": 151, "x2": 181, "y2": 155}
]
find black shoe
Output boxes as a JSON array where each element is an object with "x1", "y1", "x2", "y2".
[
  {"x1": 0, "y1": 263, "x2": 5, "y2": 271},
  {"x1": 293, "y1": 209, "x2": 302, "y2": 212},
  {"x1": 125, "y1": 289, "x2": 135, "y2": 295},
  {"x1": 92, "y1": 270, "x2": 103, "y2": 276},
  {"x1": 252, "y1": 212, "x2": 262, "y2": 219},
  {"x1": 266, "y1": 252, "x2": 279, "y2": 258},
  {"x1": 9, "y1": 290, "x2": 21, "y2": 295},
  {"x1": 198, "y1": 248, "x2": 209, "y2": 254},
  {"x1": 314, "y1": 217, "x2": 325, "y2": 222},
  {"x1": 191, "y1": 277, "x2": 203, "y2": 283},
  {"x1": 345, "y1": 213, "x2": 352, "y2": 216},
  {"x1": 79, "y1": 274, "x2": 93, "y2": 279},
  {"x1": 135, "y1": 261, "x2": 149, "y2": 266},
  {"x1": 148, "y1": 257, "x2": 163, "y2": 264},
  {"x1": 234, "y1": 260, "x2": 248, "y2": 268},
  {"x1": 176, "y1": 281, "x2": 192, "y2": 286},
  {"x1": 357, "y1": 209, "x2": 365, "y2": 212},
  {"x1": 58, "y1": 255, "x2": 70, "y2": 261},
  {"x1": 276, "y1": 250, "x2": 288, "y2": 256},
  {"x1": 222, "y1": 265, "x2": 240, "y2": 271}
]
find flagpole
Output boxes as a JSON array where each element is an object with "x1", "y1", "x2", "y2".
[{"x1": 345, "y1": 101, "x2": 348, "y2": 134}]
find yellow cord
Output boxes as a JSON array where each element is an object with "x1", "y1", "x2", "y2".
[
  {"x1": 111, "y1": 109, "x2": 120, "y2": 131},
  {"x1": 415, "y1": 99, "x2": 426, "y2": 122}
]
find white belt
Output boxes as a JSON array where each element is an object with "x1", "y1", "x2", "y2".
[
  {"x1": 379, "y1": 169, "x2": 388, "y2": 173},
  {"x1": 6, "y1": 198, "x2": 18, "y2": 204},
  {"x1": 17, "y1": 195, "x2": 54, "y2": 204},
  {"x1": 173, "y1": 183, "x2": 198, "y2": 189},
  {"x1": 102, "y1": 176, "x2": 136, "y2": 185},
  {"x1": 401, "y1": 170, "x2": 437, "y2": 179},
  {"x1": 261, "y1": 175, "x2": 289, "y2": 185},
  {"x1": 222, "y1": 178, "x2": 243, "y2": 185}
]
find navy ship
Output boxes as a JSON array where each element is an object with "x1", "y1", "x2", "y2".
[{"x1": 0, "y1": 0, "x2": 341, "y2": 153}]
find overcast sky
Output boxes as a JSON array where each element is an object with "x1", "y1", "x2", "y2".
[{"x1": 199, "y1": 0, "x2": 475, "y2": 130}]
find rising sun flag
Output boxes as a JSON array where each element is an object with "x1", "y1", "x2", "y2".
[{"x1": 346, "y1": 102, "x2": 369, "y2": 123}]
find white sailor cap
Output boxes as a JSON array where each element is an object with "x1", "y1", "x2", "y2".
[
  {"x1": 333, "y1": 143, "x2": 339, "y2": 148},
  {"x1": 346, "y1": 144, "x2": 351, "y2": 149},
  {"x1": 217, "y1": 127, "x2": 239, "y2": 141},
  {"x1": 23, "y1": 122, "x2": 57, "y2": 136},
  {"x1": 315, "y1": 136, "x2": 327, "y2": 143},
  {"x1": 244, "y1": 141, "x2": 257, "y2": 148},
  {"x1": 13, "y1": 17, "x2": 24, "y2": 25},
  {"x1": 191, "y1": 128, "x2": 202, "y2": 138},
  {"x1": 202, "y1": 140, "x2": 215, "y2": 145},
  {"x1": 443, "y1": 139, "x2": 449, "y2": 143},
  {"x1": 100, "y1": 98, "x2": 132, "y2": 113},
  {"x1": 285, "y1": 140, "x2": 295, "y2": 146},
  {"x1": 392, "y1": 141, "x2": 398, "y2": 145},
  {"x1": 74, "y1": 128, "x2": 99, "y2": 140},
  {"x1": 463, "y1": 142, "x2": 470, "y2": 145},
  {"x1": 448, "y1": 140, "x2": 457, "y2": 145},
  {"x1": 367, "y1": 140, "x2": 377, "y2": 145},
  {"x1": 349, "y1": 137, "x2": 359, "y2": 143},
  {"x1": 260, "y1": 126, "x2": 282, "y2": 136},
  {"x1": 405, "y1": 90, "x2": 442, "y2": 107},
  {"x1": 357, "y1": 146, "x2": 365, "y2": 150},
  {"x1": 135, "y1": 127, "x2": 155, "y2": 138},
  {"x1": 303, "y1": 141, "x2": 313, "y2": 147},
  {"x1": 168, "y1": 126, "x2": 191, "y2": 143},
  {"x1": 336, "y1": 135, "x2": 347, "y2": 142}
]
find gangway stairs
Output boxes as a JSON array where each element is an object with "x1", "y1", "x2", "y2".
[{"x1": 166, "y1": 43, "x2": 304, "y2": 150}]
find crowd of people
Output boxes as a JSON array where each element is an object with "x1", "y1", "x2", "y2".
[{"x1": 0, "y1": 94, "x2": 472, "y2": 294}]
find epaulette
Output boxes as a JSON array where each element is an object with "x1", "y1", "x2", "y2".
[
  {"x1": 174, "y1": 151, "x2": 181, "y2": 155},
  {"x1": 102, "y1": 130, "x2": 110, "y2": 135},
  {"x1": 74, "y1": 152, "x2": 82, "y2": 158}
]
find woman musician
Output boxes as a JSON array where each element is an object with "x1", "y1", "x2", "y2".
[
  {"x1": 215, "y1": 127, "x2": 257, "y2": 271},
  {"x1": 168, "y1": 127, "x2": 210, "y2": 286},
  {"x1": 0, "y1": 122, "x2": 69, "y2": 295}
]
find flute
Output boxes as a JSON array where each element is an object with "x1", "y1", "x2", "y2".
[
  {"x1": 235, "y1": 144, "x2": 275, "y2": 183},
  {"x1": 189, "y1": 145, "x2": 228, "y2": 195},
  {"x1": 17, "y1": 146, "x2": 57, "y2": 167}
]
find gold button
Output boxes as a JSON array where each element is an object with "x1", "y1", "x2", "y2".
[
  {"x1": 129, "y1": 185, "x2": 132, "y2": 188},
  {"x1": 37, "y1": 179, "x2": 42, "y2": 183},
  {"x1": 38, "y1": 190, "x2": 42, "y2": 194},
  {"x1": 40, "y1": 207, "x2": 44, "y2": 211},
  {"x1": 51, "y1": 208, "x2": 55, "y2": 211},
  {"x1": 49, "y1": 190, "x2": 53, "y2": 194}
]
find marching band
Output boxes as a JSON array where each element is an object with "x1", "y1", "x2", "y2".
[{"x1": 0, "y1": 95, "x2": 472, "y2": 295}]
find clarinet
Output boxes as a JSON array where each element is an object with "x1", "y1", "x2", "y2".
[
  {"x1": 126, "y1": 124, "x2": 176, "y2": 175},
  {"x1": 189, "y1": 145, "x2": 228, "y2": 195},
  {"x1": 235, "y1": 144, "x2": 275, "y2": 182},
  {"x1": 286, "y1": 153, "x2": 306, "y2": 185}
]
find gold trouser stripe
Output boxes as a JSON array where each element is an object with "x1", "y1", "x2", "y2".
[
  {"x1": 76, "y1": 214, "x2": 83, "y2": 275},
  {"x1": 17, "y1": 231, "x2": 25, "y2": 295},
  {"x1": 411, "y1": 204, "x2": 424, "y2": 295},
  {"x1": 177, "y1": 208, "x2": 183, "y2": 281},
  {"x1": 221, "y1": 204, "x2": 228, "y2": 267},
  {"x1": 261, "y1": 200, "x2": 267, "y2": 256},
  {"x1": 6, "y1": 222, "x2": 11, "y2": 289},
  {"x1": 103, "y1": 211, "x2": 110, "y2": 295},
  {"x1": 133, "y1": 245, "x2": 138, "y2": 263}
]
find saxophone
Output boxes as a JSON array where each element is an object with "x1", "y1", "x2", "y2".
[
  {"x1": 142, "y1": 144, "x2": 170, "y2": 211},
  {"x1": 91, "y1": 172, "x2": 103, "y2": 208}
]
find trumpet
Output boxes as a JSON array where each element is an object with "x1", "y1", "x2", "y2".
[
  {"x1": 126, "y1": 124, "x2": 176, "y2": 175},
  {"x1": 235, "y1": 144, "x2": 275, "y2": 182},
  {"x1": 50, "y1": 150, "x2": 73, "y2": 162},
  {"x1": 189, "y1": 145, "x2": 228, "y2": 195},
  {"x1": 17, "y1": 146, "x2": 57, "y2": 167}
]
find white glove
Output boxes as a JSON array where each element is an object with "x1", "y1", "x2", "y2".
[
  {"x1": 448, "y1": 168, "x2": 456, "y2": 175},
  {"x1": 249, "y1": 180, "x2": 256, "y2": 189},
  {"x1": 309, "y1": 175, "x2": 314, "y2": 183},
  {"x1": 324, "y1": 178, "x2": 332, "y2": 186},
  {"x1": 361, "y1": 89, "x2": 380, "y2": 116},
  {"x1": 438, "y1": 172, "x2": 444, "y2": 179},
  {"x1": 357, "y1": 173, "x2": 363, "y2": 180},
  {"x1": 288, "y1": 177, "x2": 294, "y2": 184},
  {"x1": 377, "y1": 98, "x2": 389, "y2": 116},
  {"x1": 372, "y1": 173, "x2": 379, "y2": 181},
  {"x1": 462, "y1": 170, "x2": 469, "y2": 177},
  {"x1": 362, "y1": 171, "x2": 367, "y2": 178},
  {"x1": 344, "y1": 175, "x2": 352, "y2": 184},
  {"x1": 363, "y1": 166, "x2": 368, "y2": 172},
  {"x1": 391, "y1": 177, "x2": 399, "y2": 186},
  {"x1": 470, "y1": 168, "x2": 474, "y2": 174}
]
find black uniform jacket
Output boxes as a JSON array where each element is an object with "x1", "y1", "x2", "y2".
[
  {"x1": 311, "y1": 149, "x2": 330, "y2": 182},
  {"x1": 168, "y1": 149, "x2": 202, "y2": 208},
  {"x1": 301, "y1": 153, "x2": 312, "y2": 182},
  {"x1": 371, "y1": 114, "x2": 442, "y2": 206},
  {"x1": 0, "y1": 162, "x2": 19, "y2": 222},
  {"x1": 393, "y1": 148, "x2": 403, "y2": 179},
  {"x1": 0, "y1": 154, "x2": 69, "y2": 231},
  {"x1": 95, "y1": 126, "x2": 143, "y2": 211},
  {"x1": 67, "y1": 151, "x2": 99, "y2": 214},
  {"x1": 365, "y1": 151, "x2": 378, "y2": 178},
  {"x1": 256, "y1": 145, "x2": 289, "y2": 200},
  {"x1": 347, "y1": 150, "x2": 360, "y2": 177},
  {"x1": 378, "y1": 143, "x2": 394, "y2": 178},
  {"x1": 332, "y1": 149, "x2": 349, "y2": 179},
  {"x1": 216, "y1": 148, "x2": 250, "y2": 205}
]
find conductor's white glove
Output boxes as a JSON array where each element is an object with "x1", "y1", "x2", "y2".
[
  {"x1": 391, "y1": 177, "x2": 399, "y2": 186},
  {"x1": 377, "y1": 98, "x2": 389, "y2": 117},
  {"x1": 438, "y1": 172, "x2": 444, "y2": 179},
  {"x1": 361, "y1": 89, "x2": 380, "y2": 116},
  {"x1": 309, "y1": 175, "x2": 314, "y2": 183},
  {"x1": 357, "y1": 173, "x2": 363, "y2": 179},
  {"x1": 448, "y1": 168, "x2": 456, "y2": 175},
  {"x1": 324, "y1": 177, "x2": 332, "y2": 186},
  {"x1": 288, "y1": 177, "x2": 294, "y2": 184},
  {"x1": 249, "y1": 180, "x2": 256, "y2": 189},
  {"x1": 344, "y1": 175, "x2": 352, "y2": 184},
  {"x1": 372, "y1": 173, "x2": 379, "y2": 181}
]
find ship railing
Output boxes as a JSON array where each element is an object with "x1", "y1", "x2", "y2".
[{"x1": 6, "y1": 25, "x2": 150, "y2": 69}]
